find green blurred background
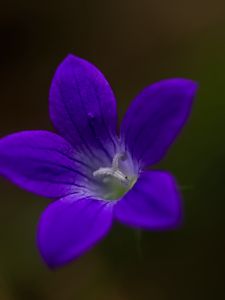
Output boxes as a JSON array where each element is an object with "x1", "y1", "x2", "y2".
[{"x1": 0, "y1": 0, "x2": 225, "y2": 299}]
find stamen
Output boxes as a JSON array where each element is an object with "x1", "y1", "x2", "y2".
[
  {"x1": 93, "y1": 152, "x2": 129, "y2": 186},
  {"x1": 112, "y1": 152, "x2": 126, "y2": 171}
]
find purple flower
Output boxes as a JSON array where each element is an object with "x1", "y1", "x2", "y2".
[{"x1": 0, "y1": 55, "x2": 198, "y2": 268}]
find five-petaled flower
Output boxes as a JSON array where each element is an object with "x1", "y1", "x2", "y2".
[{"x1": 0, "y1": 55, "x2": 198, "y2": 268}]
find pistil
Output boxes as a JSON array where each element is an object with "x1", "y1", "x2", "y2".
[{"x1": 93, "y1": 152, "x2": 130, "y2": 186}]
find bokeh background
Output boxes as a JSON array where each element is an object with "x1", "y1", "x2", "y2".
[{"x1": 0, "y1": 0, "x2": 225, "y2": 299}]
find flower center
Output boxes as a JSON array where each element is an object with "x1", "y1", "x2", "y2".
[{"x1": 93, "y1": 153, "x2": 136, "y2": 200}]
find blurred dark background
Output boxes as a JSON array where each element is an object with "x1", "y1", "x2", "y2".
[{"x1": 0, "y1": 0, "x2": 225, "y2": 299}]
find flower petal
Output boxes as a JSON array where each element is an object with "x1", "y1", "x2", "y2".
[
  {"x1": 114, "y1": 171, "x2": 182, "y2": 230},
  {"x1": 121, "y1": 79, "x2": 198, "y2": 167},
  {"x1": 0, "y1": 131, "x2": 90, "y2": 198},
  {"x1": 49, "y1": 55, "x2": 118, "y2": 161},
  {"x1": 37, "y1": 196, "x2": 113, "y2": 268}
]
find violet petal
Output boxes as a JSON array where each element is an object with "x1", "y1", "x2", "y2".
[
  {"x1": 49, "y1": 55, "x2": 118, "y2": 161},
  {"x1": 121, "y1": 79, "x2": 198, "y2": 167},
  {"x1": 0, "y1": 130, "x2": 90, "y2": 198},
  {"x1": 37, "y1": 196, "x2": 113, "y2": 268},
  {"x1": 114, "y1": 171, "x2": 182, "y2": 230}
]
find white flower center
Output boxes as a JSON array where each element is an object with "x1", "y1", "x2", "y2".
[
  {"x1": 93, "y1": 152, "x2": 136, "y2": 200},
  {"x1": 93, "y1": 153, "x2": 130, "y2": 186}
]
